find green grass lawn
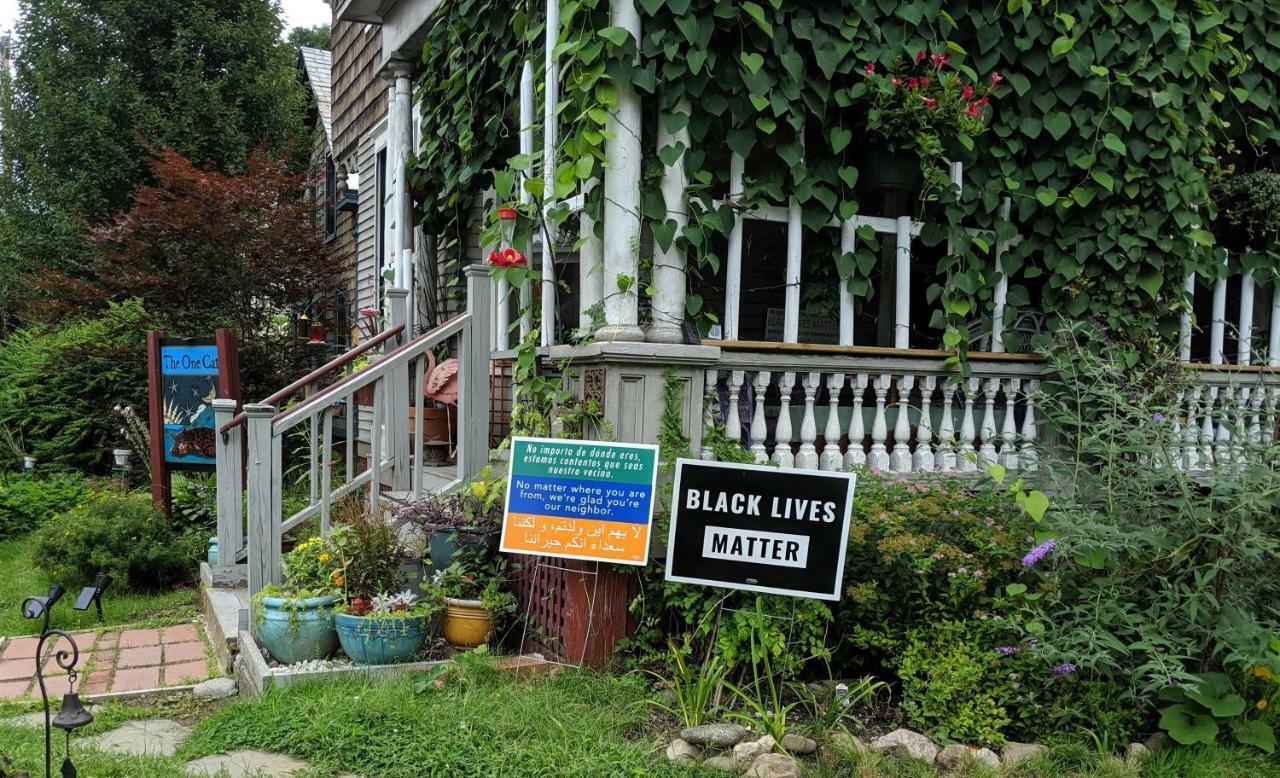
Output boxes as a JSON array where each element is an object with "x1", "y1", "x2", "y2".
[
  {"x1": 0, "y1": 669, "x2": 1274, "y2": 778},
  {"x1": 0, "y1": 533, "x2": 196, "y2": 637}
]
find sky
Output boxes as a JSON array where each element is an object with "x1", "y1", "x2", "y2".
[{"x1": 0, "y1": 0, "x2": 332, "y2": 38}]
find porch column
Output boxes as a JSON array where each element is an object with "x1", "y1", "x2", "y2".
[
  {"x1": 388, "y1": 59, "x2": 415, "y2": 303},
  {"x1": 595, "y1": 0, "x2": 645, "y2": 343},
  {"x1": 1269, "y1": 282, "x2": 1280, "y2": 367},
  {"x1": 517, "y1": 61, "x2": 535, "y2": 343},
  {"x1": 647, "y1": 98, "x2": 690, "y2": 343},
  {"x1": 1210, "y1": 256, "x2": 1227, "y2": 365},
  {"x1": 540, "y1": 0, "x2": 560, "y2": 347},
  {"x1": 894, "y1": 215, "x2": 912, "y2": 349},
  {"x1": 578, "y1": 178, "x2": 603, "y2": 336},
  {"x1": 723, "y1": 153, "x2": 745, "y2": 340},
  {"x1": 1179, "y1": 270, "x2": 1195, "y2": 363},
  {"x1": 1239, "y1": 268, "x2": 1255, "y2": 365},
  {"x1": 838, "y1": 219, "x2": 855, "y2": 345}
]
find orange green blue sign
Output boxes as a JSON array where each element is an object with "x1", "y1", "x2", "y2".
[{"x1": 499, "y1": 436, "x2": 659, "y2": 566}]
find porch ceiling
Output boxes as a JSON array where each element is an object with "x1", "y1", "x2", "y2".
[{"x1": 335, "y1": 0, "x2": 447, "y2": 64}]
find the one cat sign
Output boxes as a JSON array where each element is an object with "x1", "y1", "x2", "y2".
[
  {"x1": 157, "y1": 338, "x2": 221, "y2": 469},
  {"x1": 664, "y1": 460, "x2": 856, "y2": 600}
]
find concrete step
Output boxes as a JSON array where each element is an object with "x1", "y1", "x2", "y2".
[{"x1": 199, "y1": 563, "x2": 249, "y2": 674}]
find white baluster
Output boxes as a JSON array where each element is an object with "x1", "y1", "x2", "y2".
[
  {"x1": 843, "y1": 373, "x2": 868, "y2": 468},
  {"x1": 1201, "y1": 386, "x2": 1218, "y2": 468},
  {"x1": 700, "y1": 369, "x2": 719, "y2": 461},
  {"x1": 958, "y1": 377, "x2": 979, "y2": 473},
  {"x1": 795, "y1": 372, "x2": 820, "y2": 470},
  {"x1": 867, "y1": 375, "x2": 891, "y2": 472},
  {"x1": 1019, "y1": 380, "x2": 1038, "y2": 471},
  {"x1": 725, "y1": 369, "x2": 744, "y2": 450},
  {"x1": 999, "y1": 378, "x2": 1021, "y2": 470},
  {"x1": 1247, "y1": 386, "x2": 1262, "y2": 446},
  {"x1": 889, "y1": 374, "x2": 914, "y2": 473},
  {"x1": 1169, "y1": 390, "x2": 1185, "y2": 470},
  {"x1": 750, "y1": 371, "x2": 769, "y2": 463},
  {"x1": 913, "y1": 376, "x2": 936, "y2": 472},
  {"x1": 820, "y1": 374, "x2": 845, "y2": 471},
  {"x1": 1215, "y1": 386, "x2": 1233, "y2": 466},
  {"x1": 978, "y1": 377, "x2": 999, "y2": 468},
  {"x1": 936, "y1": 378, "x2": 957, "y2": 472},
  {"x1": 1264, "y1": 387, "x2": 1278, "y2": 446},
  {"x1": 772, "y1": 372, "x2": 795, "y2": 468},
  {"x1": 1182, "y1": 385, "x2": 1202, "y2": 471}
]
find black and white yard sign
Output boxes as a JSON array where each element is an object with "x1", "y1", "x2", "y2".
[{"x1": 664, "y1": 459, "x2": 856, "y2": 600}]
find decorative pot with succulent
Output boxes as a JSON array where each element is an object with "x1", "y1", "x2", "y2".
[
  {"x1": 334, "y1": 590, "x2": 441, "y2": 665},
  {"x1": 251, "y1": 536, "x2": 344, "y2": 664},
  {"x1": 429, "y1": 549, "x2": 517, "y2": 649},
  {"x1": 856, "y1": 49, "x2": 1000, "y2": 200}
]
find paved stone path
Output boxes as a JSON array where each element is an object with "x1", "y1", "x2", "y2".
[
  {"x1": 85, "y1": 718, "x2": 193, "y2": 757},
  {"x1": 0, "y1": 623, "x2": 212, "y2": 698}
]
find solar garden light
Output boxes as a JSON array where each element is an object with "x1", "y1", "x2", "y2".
[
  {"x1": 73, "y1": 574, "x2": 111, "y2": 623},
  {"x1": 21, "y1": 603, "x2": 93, "y2": 778}
]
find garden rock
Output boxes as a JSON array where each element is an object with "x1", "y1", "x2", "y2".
[
  {"x1": 704, "y1": 754, "x2": 739, "y2": 773},
  {"x1": 1142, "y1": 732, "x2": 1171, "y2": 755},
  {"x1": 733, "y1": 735, "x2": 775, "y2": 766},
  {"x1": 666, "y1": 738, "x2": 701, "y2": 764},
  {"x1": 1126, "y1": 742, "x2": 1150, "y2": 760},
  {"x1": 193, "y1": 677, "x2": 238, "y2": 699},
  {"x1": 745, "y1": 753, "x2": 801, "y2": 778},
  {"x1": 85, "y1": 719, "x2": 191, "y2": 757},
  {"x1": 826, "y1": 731, "x2": 867, "y2": 755},
  {"x1": 780, "y1": 733, "x2": 817, "y2": 755},
  {"x1": 872, "y1": 729, "x2": 938, "y2": 764},
  {"x1": 681, "y1": 723, "x2": 748, "y2": 748},
  {"x1": 1001, "y1": 741, "x2": 1046, "y2": 765},
  {"x1": 936, "y1": 744, "x2": 999, "y2": 770}
]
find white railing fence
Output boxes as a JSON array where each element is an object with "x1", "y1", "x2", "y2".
[
  {"x1": 214, "y1": 266, "x2": 492, "y2": 596},
  {"x1": 1172, "y1": 368, "x2": 1280, "y2": 473}
]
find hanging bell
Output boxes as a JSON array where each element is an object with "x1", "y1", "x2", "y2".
[{"x1": 52, "y1": 693, "x2": 93, "y2": 731}]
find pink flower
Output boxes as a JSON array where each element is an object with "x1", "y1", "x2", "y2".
[
  {"x1": 990, "y1": 71, "x2": 1003, "y2": 86},
  {"x1": 966, "y1": 102, "x2": 980, "y2": 117},
  {"x1": 908, "y1": 77, "x2": 920, "y2": 89},
  {"x1": 915, "y1": 50, "x2": 927, "y2": 64},
  {"x1": 961, "y1": 84, "x2": 975, "y2": 99},
  {"x1": 930, "y1": 52, "x2": 947, "y2": 68},
  {"x1": 920, "y1": 76, "x2": 930, "y2": 87},
  {"x1": 892, "y1": 77, "x2": 902, "y2": 87},
  {"x1": 923, "y1": 97, "x2": 938, "y2": 109},
  {"x1": 976, "y1": 95, "x2": 990, "y2": 106},
  {"x1": 864, "y1": 62, "x2": 876, "y2": 75}
]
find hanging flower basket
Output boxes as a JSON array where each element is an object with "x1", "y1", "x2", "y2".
[{"x1": 862, "y1": 149, "x2": 922, "y2": 197}]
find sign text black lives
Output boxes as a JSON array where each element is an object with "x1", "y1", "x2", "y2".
[{"x1": 664, "y1": 459, "x2": 856, "y2": 600}]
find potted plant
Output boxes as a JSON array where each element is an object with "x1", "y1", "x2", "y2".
[
  {"x1": 857, "y1": 50, "x2": 999, "y2": 199},
  {"x1": 393, "y1": 467, "x2": 504, "y2": 572},
  {"x1": 430, "y1": 549, "x2": 517, "y2": 649},
  {"x1": 334, "y1": 589, "x2": 442, "y2": 665},
  {"x1": 251, "y1": 536, "x2": 343, "y2": 664}
]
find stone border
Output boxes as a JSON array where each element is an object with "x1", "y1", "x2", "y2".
[
  {"x1": 234, "y1": 630, "x2": 453, "y2": 696},
  {"x1": 85, "y1": 684, "x2": 198, "y2": 704}
]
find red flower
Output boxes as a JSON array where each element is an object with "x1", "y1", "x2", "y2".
[
  {"x1": 930, "y1": 52, "x2": 946, "y2": 68},
  {"x1": 916, "y1": 50, "x2": 927, "y2": 64},
  {"x1": 864, "y1": 62, "x2": 876, "y2": 75},
  {"x1": 990, "y1": 71, "x2": 1003, "y2": 85},
  {"x1": 908, "y1": 77, "x2": 920, "y2": 89},
  {"x1": 500, "y1": 247, "x2": 519, "y2": 266},
  {"x1": 920, "y1": 76, "x2": 930, "y2": 87},
  {"x1": 976, "y1": 95, "x2": 990, "y2": 107},
  {"x1": 487, "y1": 249, "x2": 502, "y2": 266},
  {"x1": 961, "y1": 84, "x2": 975, "y2": 99},
  {"x1": 892, "y1": 77, "x2": 902, "y2": 87},
  {"x1": 966, "y1": 102, "x2": 981, "y2": 117},
  {"x1": 923, "y1": 97, "x2": 938, "y2": 109}
]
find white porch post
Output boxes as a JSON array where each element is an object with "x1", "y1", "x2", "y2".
[
  {"x1": 596, "y1": 0, "x2": 645, "y2": 342},
  {"x1": 1179, "y1": 270, "x2": 1195, "y2": 363},
  {"x1": 1270, "y1": 281, "x2": 1280, "y2": 366},
  {"x1": 783, "y1": 193, "x2": 802, "y2": 343},
  {"x1": 578, "y1": 178, "x2": 603, "y2": 336},
  {"x1": 838, "y1": 219, "x2": 855, "y2": 346},
  {"x1": 894, "y1": 215, "x2": 912, "y2": 349},
  {"x1": 647, "y1": 98, "x2": 690, "y2": 343},
  {"x1": 990, "y1": 197, "x2": 1011, "y2": 353},
  {"x1": 539, "y1": 0, "x2": 560, "y2": 347},
  {"x1": 1239, "y1": 268, "x2": 1255, "y2": 365},
  {"x1": 1210, "y1": 256, "x2": 1227, "y2": 365},
  {"x1": 724, "y1": 153, "x2": 745, "y2": 340},
  {"x1": 389, "y1": 60, "x2": 415, "y2": 312},
  {"x1": 517, "y1": 61, "x2": 535, "y2": 342},
  {"x1": 212, "y1": 399, "x2": 242, "y2": 567}
]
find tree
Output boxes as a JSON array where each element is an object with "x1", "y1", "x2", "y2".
[
  {"x1": 287, "y1": 24, "x2": 331, "y2": 50},
  {"x1": 0, "y1": 0, "x2": 310, "y2": 328},
  {"x1": 41, "y1": 148, "x2": 342, "y2": 400}
]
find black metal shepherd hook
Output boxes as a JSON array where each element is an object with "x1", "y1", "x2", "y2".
[{"x1": 20, "y1": 599, "x2": 93, "y2": 778}]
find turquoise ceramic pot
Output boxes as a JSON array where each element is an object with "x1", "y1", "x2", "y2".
[
  {"x1": 334, "y1": 612, "x2": 430, "y2": 665},
  {"x1": 253, "y1": 595, "x2": 340, "y2": 664}
]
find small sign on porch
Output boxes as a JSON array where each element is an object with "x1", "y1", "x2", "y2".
[
  {"x1": 664, "y1": 460, "x2": 856, "y2": 600},
  {"x1": 499, "y1": 437, "x2": 659, "y2": 566}
]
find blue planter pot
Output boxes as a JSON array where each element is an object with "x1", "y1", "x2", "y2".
[
  {"x1": 253, "y1": 595, "x2": 340, "y2": 665},
  {"x1": 335, "y1": 612, "x2": 431, "y2": 665},
  {"x1": 425, "y1": 525, "x2": 498, "y2": 572}
]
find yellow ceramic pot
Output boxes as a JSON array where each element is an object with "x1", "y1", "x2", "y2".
[{"x1": 442, "y1": 597, "x2": 494, "y2": 648}]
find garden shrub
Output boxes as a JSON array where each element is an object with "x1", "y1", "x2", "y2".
[
  {"x1": 899, "y1": 621, "x2": 1011, "y2": 748},
  {"x1": 33, "y1": 492, "x2": 202, "y2": 590},
  {"x1": 835, "y1": 473, "x2": 1031, "y2": 668},
  {"x1": 0, "y1": 471, "x2": 89, "y2": 539},
  {"x1": 0, "y1": 300, "x2": 150, "y2": 472},
  {"x1": 171, "y1": 473, "x2": 217, "y2": 537}
]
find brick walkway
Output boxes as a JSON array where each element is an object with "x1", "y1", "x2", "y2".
[{"x1": 0, "y1": 624, "x2": 211, "y2": 699}]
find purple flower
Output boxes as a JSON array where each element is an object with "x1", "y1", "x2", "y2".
[
  {"x1": 1151, "y1": 412, "x2": 1164, "y2": 422},
  {"x1": 1021, "y1": 539, "x2": 1057, "y2": 568},
  {"x1": 995, "y1": 646, "x2": 1020, "y2": 656},
  {"x1": 1051, "y1": 662, "x2": 1076, "y2": 676}
]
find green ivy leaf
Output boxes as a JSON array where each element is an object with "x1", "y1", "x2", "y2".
[
  {"x1": 748, "y1": 93, "x2": 769, "y2": 111},
  {"x1": 1023, "y1": 490, "x2": 1049, "y2": 523},
  {"x1": 1050, "y1": 36, "x2": 1076, "y2": 57},
  {"x1": 830, "y1": 127, "x2": 852, "y2": 153},
  {"x1": 987, "y1": 462, "x2": 1007, "y2": 484},
  {"x1": 1136, "y1": 270, "x2": 1162, "y2": 298},
  {"x1": 756, "y1": 116, "x2": 777, "y2": 134},
  {"x1": 599, "y1": 26, "x2": 630, "y2": 46},
  {"x1": 1005, "y1": 582, "x2": 1027, "y2": 596},
  {"x1": 1102, "y1": 133, "x2": 1126, "y2": 155},
  {"x1": 1035, "y1": 187, "x2": 1059, "y2": 207},
  {"x1": 741, "y1": 52, "x2": 765, "y2": 74},
  {"x1": 1043, "y1": 113, "x2": 1072, "y2": 140},
  {"x1": 741, "y1": 1, "x2": 772, "y2": 36},
  {"x1": 1188, "y1": 229, "x2": 1214, "y2": 246},
  {"x1": 1091, "y1": 170, "x2": 1114, "y2": 191}
]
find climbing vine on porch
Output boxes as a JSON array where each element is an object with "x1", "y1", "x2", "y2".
[{"x1": 413, "y1": 0, "x2": 1280, "y2": 358}]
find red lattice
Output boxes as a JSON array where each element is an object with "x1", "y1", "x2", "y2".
[
  {"x1": 511, "y1": 555, "x2": 631, "y2": 667},
  {"x1": 489, "y1": 360, "x2": 512, "y2": 448}
]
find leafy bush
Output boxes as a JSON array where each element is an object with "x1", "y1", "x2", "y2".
[
  {"x1": 835, "y1": 473, "x2": 1030, "y2": 667},
  {"x1": 32, "y1": 493, "x2": 201, "y2": 590},
  {"x1": 0, "y1": 472, "x2": 90, "y2": 539},
  {"x1": 0, "y1": 300, "x2": 150, "y2": 472},
  {"x1": 171, "y1": 473, "x2": 216, "y2": 537},
  {"x1": 899, "y1": 621, "x2": 1011, "y2": 748},
  {"x1": 332, "y1": 503, "x2": 405, "y2": 599}
]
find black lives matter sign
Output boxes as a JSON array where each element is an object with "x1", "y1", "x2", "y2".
[{"x1": 664, "y1": 459, "x2": 856, "y2": 600}]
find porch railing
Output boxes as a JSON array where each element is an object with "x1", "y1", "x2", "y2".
[{"x1": 213, "y1": 265, "x2": 492, "y2": 596}]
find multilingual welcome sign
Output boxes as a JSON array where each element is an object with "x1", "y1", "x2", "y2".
[
  {"x1": 500, "y1": 437, "x2": 659, "y2": 566},
  {"x1": 665, "y1": 459, "x2": 856, "y2": 600}
]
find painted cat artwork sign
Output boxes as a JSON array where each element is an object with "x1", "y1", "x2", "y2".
[{"x1": 158, "y1": 339, "x2": 220, "y2": 468}]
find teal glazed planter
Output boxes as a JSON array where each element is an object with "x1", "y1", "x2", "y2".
[
  {"x1": 334, "y1": 612, "x2": 430, "y2": 665},
  {"x1": 253, "y1": 595, "x2": 340, "y2": 665}
]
